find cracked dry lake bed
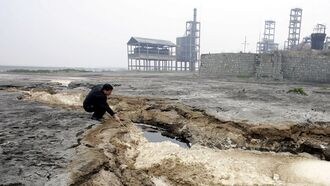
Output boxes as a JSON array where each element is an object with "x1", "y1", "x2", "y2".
[{"x1": 1, "y1": 72, "x2": 330, "y2": 185}]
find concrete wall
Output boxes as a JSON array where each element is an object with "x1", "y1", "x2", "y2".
[
  {"x1": 200, "y1": 53, "x2": 256, "y2": 77},
  {"x1": 256, "y1": 52, "x2": 283, "y2": 80},
  {"x1": 282, "y1": 52, "x2": 330, "y2": 83},
  {"x1": 200, "y1": 51, "x2": 330, "y2": 83}
]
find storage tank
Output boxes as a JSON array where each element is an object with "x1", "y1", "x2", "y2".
[{"x1": 311, "y1": 33, "x2": 326, "y2": 50}]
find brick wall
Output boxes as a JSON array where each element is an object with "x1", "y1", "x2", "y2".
[
  {"x1": 200, "y1": 53, "x2": 256, "y2": 77},
  {"x1": 256, "y1": 52, "x2": 283, "y2": 80},
  {"x1": 200, "y1": 51, "x2": 330, "y2": 83},
  {"x1": 282, "y1": 52, "x2": 330, "y2": 83}
]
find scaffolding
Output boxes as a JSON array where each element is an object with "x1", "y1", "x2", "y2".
[
  {"x1": 127, "y1": 37, "x2": 176, "y2": 71},
  {"x1": 257, "y1": 20, "x2": 278, "y2": 53},
  {"x1": 176, "y1": 8, "x2": 200, "y2": 71},
  {"x1": 287, "y1": 8, "x2": 303, "y2": 50},
  {"x1": 313, "y1": 24, "x2": 326, "y2": 34}
]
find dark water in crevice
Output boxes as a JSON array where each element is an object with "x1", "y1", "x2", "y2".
[{"x1": 135, "y1": 123, "x2": 190, "y2": 148}]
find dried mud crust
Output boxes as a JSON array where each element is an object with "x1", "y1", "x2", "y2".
[
  {"x1": 106, "y1": 95, "x2": 330, "y2": 160},
  {"x1": 7, "y1": 87, "x2": 330, "y2": 185},
  {"x1": 17, "y1": 88, "x2": 330, "y2": 160},
  {"x1": 62, "y1": 95, "x2": 330, "y2": 185}
]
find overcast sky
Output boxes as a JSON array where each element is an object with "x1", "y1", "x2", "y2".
[{"x1": 0, "y1": 0, "x2": 329, "y2": 68}]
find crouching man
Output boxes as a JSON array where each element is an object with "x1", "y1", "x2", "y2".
[{"x1": 83, "y1": 83, "x2": 120, "y2": 122}]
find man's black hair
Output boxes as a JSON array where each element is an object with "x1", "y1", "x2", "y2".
[{"x1": 102, "y1": 83, "x2": 113, "y2": 91}]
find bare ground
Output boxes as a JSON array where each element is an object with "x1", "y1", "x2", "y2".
[{"x1": 1, "y1": 71, "x2": 330, "y2": 185}]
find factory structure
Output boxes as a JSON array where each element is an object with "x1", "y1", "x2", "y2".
[
  {"x1": 257, "y1": 8, "x2": 329, "y2": 53},
  {"x1": 286, "y1": 8, "x2": 303, "y2": 50},
  {"x1": 200, "y1": 7, "x2": 330, "y2": 83},
  {"x1": 127, "y1": 7, "x2": 330, "y2": 82},
  {"x1": 127, "y1": 9, "x2": 200, "y2": 72},
  {"x1": 257, "y1": 20, "x2": 279, "y2": 53},
  {"x1": 176, "y1": 8, "x2": 201, "y2": 71}
]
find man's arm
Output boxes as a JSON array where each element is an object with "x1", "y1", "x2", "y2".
[
  {"x1": 99, "y1": 100, "x2": 120, "y2": 122},
  {"x1": 95, "y1": 95, "x2": 115, "y2": 116},
  {"x1": 103, "y1": 102, "x2": 115, "y2": 116},
  {"x1": 95, "y1": 94, "x2": 120, "y2": 122},
  {"x1": 103, "y1": 103, "x2": 120, "y2": 122}
]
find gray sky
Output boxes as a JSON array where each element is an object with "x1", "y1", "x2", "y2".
[{"x1": 0, "y1": 0, "x2": 329, "y2": 68}]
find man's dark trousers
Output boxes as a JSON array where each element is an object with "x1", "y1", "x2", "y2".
[{"x1": 83, "y1": 105, "x2": 106, "y2": 119}]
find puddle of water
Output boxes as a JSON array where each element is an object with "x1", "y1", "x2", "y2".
[{"x1": 135, "y1": 123, "x2": 190, "y2": 148}]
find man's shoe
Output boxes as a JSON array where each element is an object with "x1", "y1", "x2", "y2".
[{"x1": 91, "y1": 116, "x2": 102, "y2": 121}]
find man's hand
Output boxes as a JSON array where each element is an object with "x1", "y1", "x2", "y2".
[{"x1": 113, "y1": 114, "x2": 121, "y2": 123}]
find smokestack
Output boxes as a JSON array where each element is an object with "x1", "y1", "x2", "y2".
[{"x1": 194, "y1": 8, "x2": 197, "y2": 22}]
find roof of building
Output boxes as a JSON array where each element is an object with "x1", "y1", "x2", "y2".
[{"x1": 127, "y1": 37, "x2": 176, "y2": 47}]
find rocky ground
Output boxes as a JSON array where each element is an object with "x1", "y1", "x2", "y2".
[{"x1": 0, "y1": 71, "x2": 330, "y2": 185}]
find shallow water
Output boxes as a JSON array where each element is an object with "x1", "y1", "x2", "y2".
[{"x1": 135, "y1": 123, "x2": 190, "y2": 148}]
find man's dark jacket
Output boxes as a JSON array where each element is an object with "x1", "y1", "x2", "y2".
[{"x1": 83, "y1": 84, "x2": 115, "y2": 116}]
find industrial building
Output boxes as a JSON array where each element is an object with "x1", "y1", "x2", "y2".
[
  {"x1": 127, "y1": 37, "x2": 176, "y2": 71},
  {"x1": 311, "y1": 24, "x2": 327, "y2": 50},
  {"x1": 127, "y1": 9, "x2": 200, "y2": 72},
  {"x1": 201, "y1": 7, "x2": 330, "y2": 83},
  {"x1": 127, "y1": 6, "x2": 329, "y2": 76},
  {"x1": 176, "y1": 8, "x2": 201, "y2": 71}
]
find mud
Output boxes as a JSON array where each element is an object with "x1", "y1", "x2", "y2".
[
  {"x1": 0, "y1": 91, "x2": 99, "y2": 185},
  {"x1": 1, "y1": 72, "x2": 330, "y2": 185}
]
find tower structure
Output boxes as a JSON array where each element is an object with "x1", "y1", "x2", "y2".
[
  {"x1": 176, "y1": 8, "x2": 201, "y2": 71},
  {"x1": 287, "y1": 8, "x2": 303, "y2": 50},
  {"x1": 257, "y1": 20, "x2": 278, "y2": 53}
]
